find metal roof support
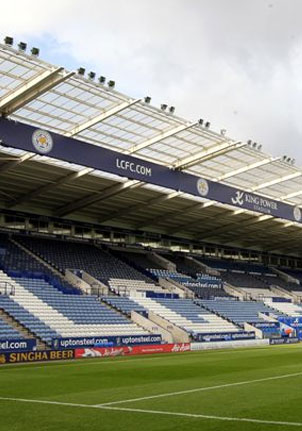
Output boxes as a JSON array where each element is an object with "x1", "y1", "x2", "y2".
[
  {"x1": 166, "y1": 202, "x2": 221, "y2": 235},
  {"x1": 7, "y1": 167, "x2": 94, "y2": 208},
  {"x1": 67, "y1": 98, "x2": 141, "y2": 136},
  {"x1": 0, "y1": 68, "x2": 74, "y2": 116},
  {"x1": 56, "y1": 179, "x2": 142, "y2": 217},
  {"x1": 239, "y1": 231, "x2": 300, "y2": 251},
  {"x1": 196, "y1": 214, "x2": 273, "y2": 241},
  {"x1": 173, "y1": 141, "x2": 246, "y2": 170},
  {"x1": 126, "y1": 121, "x2": 198, "y2": 154},
  {"x1": 98, "y1": 191, "x2": 180, "y2": 224},
  {"x1": 252, "y1": 172, "x2": 302, "y2": 192},
  {"x1": 279, "y1": 190, "x2": 302, "y2": 200},
  {"x1": 216, "y1": 157, "x2": 280, "y2": 181},
  {"x1": 135, "y1": 202, "x2": 205, "y2": 230},
  {"x1": 0, "y1": 153, "x2": 34, "y2": 173}
]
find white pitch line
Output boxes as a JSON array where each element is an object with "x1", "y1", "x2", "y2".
[
  {"x1": 0, "y1": 343, "x2": 298, "y2": 372},
  {"x1": 0, "y1": 396, "x2": 301, "y2": 428},
  {"x1": 101, "y1": 405, "x2": 302, "y2": 427},
  {"x1": 97, "y1": 371, "x2": 302, "y2": 406}
]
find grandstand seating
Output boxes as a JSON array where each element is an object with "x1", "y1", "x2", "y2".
[
  {"x1": 0, "y1": 233, "x2": 78, "y2": 294},
  {"x1": 0, "y1": 315, "x2": 24, "y2": 340},
  {"x1": 131, "y1": 297, "x2": 239, "y2": 337},
  {"x1": 0, "y1": 270, "x2": 151, "y2": 343},
  {"x1": 112, "y1": 250, "x2": 163, "y2": 270},
  {"x1": 266, "y1": 301, "x2": 302, "y2": 317},
  {"x1": 148, "y1": 268, "x2": 193, "y2": 284},
  {"x1": 107, "y1": 278, "x2": 164, "y2": 295},
  {"x1": 16, "y1": 236, "x2": 156, "y2": 288},
  {"x1": 198, "y1": 299, "x2": 282, "y2": 326},
  {"x1": 102, "y1": 296, "x2": 148, "y2": 317}
]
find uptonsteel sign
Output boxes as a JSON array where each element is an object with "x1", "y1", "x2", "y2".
[
  {"x1": 52, "y1": 334, "x2": 162, "y2": 350},
  {"x1": 0, "y1": 338, "x2": 36, "y2": 352}
]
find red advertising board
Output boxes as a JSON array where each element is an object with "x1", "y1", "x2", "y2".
[{"x1": 75, "y1": 343, "x2": 190, "y2": 359}]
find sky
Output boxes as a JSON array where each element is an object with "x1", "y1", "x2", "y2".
[{"x1": 1, "y1": 0, "x2": 302, "y2": 162}]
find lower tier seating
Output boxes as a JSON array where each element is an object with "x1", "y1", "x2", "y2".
[
  {"x1": 0, "y1": 316, "x2": 24, "y2": 340},
  {"x1": 131, "y1": 297, "x2": 239, "y2": 337},
  {"x1": 0, "y1": 271, "x2": 151, "y2": 343},
  {"x1": 198, "y1": 299, "x2": 282, "y2": 326},
  {"x1": 266, "y1": 301, "x2": 302, "y2": 317}
]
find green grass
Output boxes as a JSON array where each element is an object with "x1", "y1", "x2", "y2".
[{"x1": 1, "y1": 344, "x2": 302, "y2": 430}]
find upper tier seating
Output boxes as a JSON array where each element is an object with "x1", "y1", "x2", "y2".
[
  {"x1": 240, "y1": 288, "x2": 282, "y2": 299},
  {"x1": 280, "y1": 268, "x2": 302, "y2": 284},
  {"x1": 112, "y1": 250, "x2": 163, "y2": 270},
  {"x1": 107, "y1": 278, "x2": 163, "y2": 295},
  {"x1": 0, "y1": 233, "x2": 77, "y2": 294},
  {"x1": 198, "y1": 299, "x2": 282, "y2": 326},
  {"x1": 159, "y1": 254, "x2": 200, "y2": 277},
  {"x1": 148, "y1": 268, "x2": 193, "y2": 284},
  {"x1": 0, "y1": 271, "x2": 150, "y2": 342},
  {"x1": 131, "y1": 297, "x2": 239, "y2": 337},
  {"x1": 16, "y1": 236, "x2": 153, "y2": 285}
]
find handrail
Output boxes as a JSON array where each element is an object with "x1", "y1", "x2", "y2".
[{"x1": 0, "y1": 281, "x2": 15, "y2": 296}]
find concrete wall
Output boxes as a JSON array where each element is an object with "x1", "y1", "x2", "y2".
[
  {"x1": 131, "y1": 311, "x2": 174, "y2": 343},
  {"x1": 191, "y1": 339, "x2": 269, "y2": 351},
  {"x1": 149, "y1": 252, "x2": 176, "y2": 271},
  {"x1": 65, "y1": 270, "x2": 91, "y2": 294},
  {"x1": 81, "y1": 272, "x2": 109, "y2": 295},
  {"x1": 148, "y1": 311, "x2": 190, "y2": 343}
]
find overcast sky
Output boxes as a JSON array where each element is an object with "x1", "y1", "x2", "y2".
[{"x1": 1, "y1": 0, "x2": 302, "y2": 162}]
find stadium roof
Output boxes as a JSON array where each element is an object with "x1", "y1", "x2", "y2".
[{"x1": 0, "y1": 42, "x2": 302, "y2": 256}]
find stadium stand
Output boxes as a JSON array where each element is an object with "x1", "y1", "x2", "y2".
[
  {"x1": 266, "y1": 301, "x2": 302, "y2": 317},
  {"x1": 0, "y1": 269, "x2": 152, "y2": 344},
  {"x1": 198, "y1": 299, "x2": 282, "y2": 326},
  {"x1": 15, "y1": 236, "x2": 161, "y2": 294},
  {"x1": 131, "y1": 297, "x2": 240, "y2": 337},
  {"x1": 0, "y1": 314, "x2": 25, "y2": 340}
]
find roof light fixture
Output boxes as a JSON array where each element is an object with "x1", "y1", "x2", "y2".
[{"x1": 4, "y1": 36, "x2": 13, "y2": 46}]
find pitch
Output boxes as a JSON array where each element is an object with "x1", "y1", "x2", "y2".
[{"x1": 1, "y1": 345, "x2": 302, "y2": 431}]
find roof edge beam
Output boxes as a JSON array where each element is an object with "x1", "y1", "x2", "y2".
[
  {"x1": 216, "y1": 157, "x2": 280, "y2": 181},
  {"x1": 126, "y1": 121, "x2": 198, "y2": 155},
  {"x1": 252, "y1": 172, "x2": 302, "y2": 192},
  {"x1": 0, "y1": 68, "x2": 74, "y2": 116},
  {"x1": 173, "y1": 141, "x2": 245, "y2": 170},
  {"x1": 67, "y1": 98, "x2": 141, "y2": 137}
]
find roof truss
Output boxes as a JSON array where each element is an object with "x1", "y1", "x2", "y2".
[{"x1": 0, "y1": 68, "x2": 74, "y2": 116}]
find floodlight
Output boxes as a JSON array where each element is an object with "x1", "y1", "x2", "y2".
[
  {"x1": 220, "y1": 129, "x2": 226, "y2": 135},
  {"x1": 77, "y1": 67, "x2": 85, "y2": 76},
  {"x1": 108, "y1": 80, "x2": 115, "y2": 88},
  {"x1": 161, "y1": 104, "x2": 167, "y2": 111},
  {"x1": 31, "y1": 47, "x2": 40, "y2": 56},
  {"x1": 18, "y1": 42, "x2": 27, "y2": 51},
  {"x1": 198, "y1": 119, "x2": 204, "y2": 125},
  {"x1": 247, "y1": 139, "x2": 253, "y2": 146},
  {"x1": 98, "y1": 76, "x2": 106, "y2": 84},
  {"x1": 205, "y1": 121, "x2": 210, "y2": 128},
  {"x1": 88, "y1": 71, "x2": 96, "y2": 80},
  {"x1": 169, "y1": 106, "x2": 175, "y2": 114},
  {"x1": 4, "y1": 36, "x2": 13, "y2": 46},
  {"x1": 144, "y1": 96, "x2": 151, "y2": 104}
]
